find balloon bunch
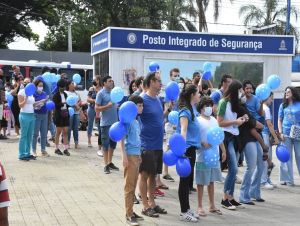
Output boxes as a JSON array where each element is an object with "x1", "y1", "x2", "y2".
[
  {"x1": 203, "y1": 127, "x2": 224, "y2": 167},
  {"x1": 163, "y1": 133, "x2": 191, "y2": 177},
  {"x1": 109, "y1": 101, "x2": 138, "y2": 142},
  {"x1": 256, "y1": 74, "x2": 281, "y2": 101},
  {"x1": 202, "y1": 62, "x2": 213, "y2": 80}
]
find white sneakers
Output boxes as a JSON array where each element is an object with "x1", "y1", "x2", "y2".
[
  {"x1": 263, "y1": 183, "x2": 274, "y2": 190},
  {"x1": 180, "y1": 211, "x2": 198, "y2": 222}
]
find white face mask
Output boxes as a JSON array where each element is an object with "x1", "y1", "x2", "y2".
[
  {"x1": 240, "y1": 95, "x2": 247, "y2": 104},
  {"x1": 20, "y1": 84, "x2": 24, "y2": 89},
  {"x1": 178, "y1": 83, "x2": 184, "y2": 91},
  {"x1": 203, "y1": 106, "x2": 212, "y2": 117},
  {"x1": 37, "y1": 87, "x2": 43, "y2": 92}
]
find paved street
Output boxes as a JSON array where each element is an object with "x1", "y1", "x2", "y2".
[{"x1": 1, "y1": 131, "x2": 300, "y2": 226}]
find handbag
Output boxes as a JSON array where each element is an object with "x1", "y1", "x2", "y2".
[{"x1": 290, "y1": 125, "x2": 300, "y2": 140}]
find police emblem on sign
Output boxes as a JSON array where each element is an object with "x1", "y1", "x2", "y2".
[
  {"x1": 279, "y1": 40, "x2": 287, "y2": 51},
  {"x1": 127, "y1": 33, "x2": 137, "y2": 44}
]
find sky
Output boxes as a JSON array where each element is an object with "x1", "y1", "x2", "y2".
[{"x1": 7, "y1": 0, "x2": 299, "y2": 50}]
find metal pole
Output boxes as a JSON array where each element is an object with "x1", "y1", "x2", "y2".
[
  {"x1": 67, "y1": 14, "x2": 72, "y2": 52},
  {"x1": 285, "y1": 0, "x2": 291, "y2": 34}
]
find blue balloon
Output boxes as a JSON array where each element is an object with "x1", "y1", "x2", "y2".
[
  {"x1": 168, "y1": 110, "x2": 179, "y2": 125},
  {"x1": 210, "y1": 91, "x2": 221, "y2": 104},
  {"x1": 68, "y1": 107, "x2": 74, "y2": 117},
  {"x1": 110, "y1": 87, "x2": 124, "y2": 103},
  {"x1": 35, "y1": 75, "x2": 44, "y2": 82},
  {"x1": 203, "y1": 147, "x2": 219, "y2": 168},
  {"x1": 176, "y1": 158, "x2": 191, "y2": 177},
  {"x1": 276, "y1": 144, "x2": 290, "y2": 163},
  {"x1": 165, "y1": 81, "x2": 180, "y2": 101},
  {"x1": 55, "y1": 74, "x2": 61, "y2": 82},
  {"x1": 5, "y1": 92, "x2": 13, "y2": 102},
  {"x1": 202, "y1": 71, "x2": 212, "y2": 80},
  {"x1": 255, "y1": 84, "x2": 271, "y2": 101},
  {"x1": 73, "y1": 73, "x2": 81, "y2": 84},
  {"x1": 42, "y1": 72, "x2": 51, "y2": 83},
  {"x1": 109, "y1": 122, "x2": 127, "y2": 142},
  {"x1": 25, "y1": 83, "x2": 36, "y2": 96},
  {"x1": 169, "y1": 133, "x2": 186, "y2": 157},
  {"x1": 163, "y1": 150, "x2": 179, "y2": 166},
  {"x1": 203, "y1": 62, "x2": 213, "y2": 72},
  {"x1": 46, "y1": 101, "x2": 55, "y2": 110},
  {"x1": 66, "y1": 96, "x2": 77, "y2": 106},
  {"x1": 267, "y1": 74, "x2": 281, "y2": 90},
  {"x1": 149, "y1": 62, "x2": 160, "y2": 72},
  {"x1": 119, "y1": 101, "x2": 138, "y2": 124},
  {"x1": 207, "y1": 126, "x2": 224, "y2": 146}
]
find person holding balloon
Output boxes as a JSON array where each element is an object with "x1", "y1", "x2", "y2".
[
  {"x1": 278, "y1": 86, "x2": 300, "y2": 186},
  {"x1": 217, "y1": 80, "x2": 246, "y2": 210},
  {"x1": 95, "y1": 75, "x2": 119, "y2": 174},
  {"x1": 31, "y1": 78, "x2": 50, "y2": 157},
  {"x1": 195, "y1": 96, "x2": 226, "y2": 216},
  {"x1": 17, "y1": 78, "x2": 37, "y2": 161},
  {"x1": 52, "y1": 79, "x2": 70, "y2": 156},
  {"x1": 66, "y1": 80, "x2": 81, "y2": 149},
  {"x1": 176, "y1": 84, "x2": 201, "y2": 222}
]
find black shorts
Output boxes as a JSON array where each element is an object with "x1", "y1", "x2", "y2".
[{"x1": 139, "y1": 150, "x2": 163, "y2": 175}]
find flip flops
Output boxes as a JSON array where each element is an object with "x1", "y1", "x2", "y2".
[{"x1": 209, "y1": 209, "x2": 222, "y2": 215}]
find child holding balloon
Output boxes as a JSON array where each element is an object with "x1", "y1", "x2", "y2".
[
  {"x1": 195, "y1": 96, "x2": 226, "y2": 216},
  {"x1": 31, "y1": 78, "x2": 50, "y2": 157}
]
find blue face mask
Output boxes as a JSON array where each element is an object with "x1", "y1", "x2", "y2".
[{"x1": 203, "y1": 106, "x2": 212, "y2": 117}]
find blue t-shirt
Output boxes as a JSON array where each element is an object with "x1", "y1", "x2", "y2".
[
  {"x1": 278, "y1": 102, "x2": 300, "y2": 136},
  {"x1": 177, "y1": 106, "x2": 201, "y2": 149},
  {"x1": 125, "y1": 120, "x2": 141, "y2": 155},
  {"x1": 245, "y1": 94, "x2": 261, "y2": 121},
  {"x1": 33, "y1": 91, "x2": 47, "y2": 114},
  {"x1": 140, "y1": 94, "x2": 164, "y2": 150},
  {"x1": 96, "y1": 88, "x2": 118, "y2": 126}
]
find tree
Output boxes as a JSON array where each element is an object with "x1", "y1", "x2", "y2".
[
  {"x1": 239, "y1": 0, "x2": 298, "y2": 38},
  {"x1": 188, "y1": 0, "x2": 233, "y2": 32},
  {"x1": 0, "y1": 0, "x2": 73, "y2": 48}
]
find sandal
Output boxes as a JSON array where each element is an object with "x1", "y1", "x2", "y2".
[
  {"x1": 197, "y1": 209, "x2": 207, "y2": 217},
  {"x1": 209, "y1": 209, "x2": 222, "y2": 215},
  {"x1": 153, "y1": 205, "x2": 167, "y2": 214},
  {"x1": 157, "y1": 184, "x2": 169, "y2": 190},
  {"x1": 141, "y1": 208, "x2": 159, "y2": 218}
]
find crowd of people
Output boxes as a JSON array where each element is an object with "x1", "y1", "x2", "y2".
[{"x1": 1, "y1": 65, "x2": 300, "y2": 226}]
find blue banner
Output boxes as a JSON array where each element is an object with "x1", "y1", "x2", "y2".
[
  {"x1": 91, "y1": 30, "x2": 109, "y2": 55},
  {"x1": 91, "y1": 27, "x2": 295, "y2": 55}
]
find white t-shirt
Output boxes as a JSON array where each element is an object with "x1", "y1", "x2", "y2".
[
  {"x1": 18, "y1": 89, "x2": 35, "y2": 113},
  {"x1": 218, "y1": 99, "x2": 239, "y2": 135},
  {"x1": 263, "y1": 104, "x2": 271, "y2": 121}
]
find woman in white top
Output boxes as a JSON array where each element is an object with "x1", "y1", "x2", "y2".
[
  {"x1": 17, "y1": 78, "x2": 36, "y2": 161},
  {"x1": 65, "y1": 80, "x2": 81, "y2": 149}
]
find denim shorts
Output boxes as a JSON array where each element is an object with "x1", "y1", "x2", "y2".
[{"x1": 100, "y1": 125, "x2": 117, "y2": 151}]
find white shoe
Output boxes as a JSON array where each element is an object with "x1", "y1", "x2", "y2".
[
  {"x1": 180, "y1": 212, "x2": 198, "y2": 222},
  {"x1": 97, "y1": 150, "x2": 103, "y2": 157},
  {"x1": 187, "y1": 209, "x2": 199, "y2": 219},
  {"x1": 263, "y1": 183, "x2": 274, "y2": 190}
]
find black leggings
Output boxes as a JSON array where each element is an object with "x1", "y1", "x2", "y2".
[{"x1": 178, "y1": 146, "x2": 196, "y2": 213}]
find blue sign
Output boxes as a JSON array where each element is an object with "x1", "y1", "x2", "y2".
[
  {"x1": 91, "y1": 27, "x2": 295, "y2": 55},
  {"x1": 91, "y1": 29, "x2": 109, "y2": 55}
]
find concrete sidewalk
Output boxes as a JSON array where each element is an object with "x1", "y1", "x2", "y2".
[{"x1": 1, "y1": 132, "x2": 300, "y2": 226}]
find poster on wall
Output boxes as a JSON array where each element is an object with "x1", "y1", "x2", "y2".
[{"x1": 123, "y1": 69, "x2": 137, "y2": 87}]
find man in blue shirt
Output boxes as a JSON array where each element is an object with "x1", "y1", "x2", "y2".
[
  {"x1": 95, "y1": 75, "x2": 119, "y2": 174},
  {"x1": 139, "y1": 72, "x2": 167, "y2": 218}
]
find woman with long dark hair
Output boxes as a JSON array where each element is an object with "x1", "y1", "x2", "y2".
[
  {"x1": 278, "y1": 86, "x2": 300, "y2": 186},
  {"x1": 217, "y1": 80, "x2": 246, "y2": 210},
  {"x1": 177, "y1": 84, "x2": 201, "y2": 222}
]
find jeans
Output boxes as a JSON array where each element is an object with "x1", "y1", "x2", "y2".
[
  {"x1": 68, "y1": 114, "x2": 79, "y2": 144},
  {"x1": 261, "y1": 134, "x2": 273, "y2": 184},
  {"x1": 280, "y1": 137, "x2": 300, "y2": 184},
  {"x1": 48, "y1": 111, "x2": 56, "y2": 137},
  {"x1": 32, "y1": 113, "x2": 48, "y2": 152},
  {"x1": 239, "y1": 142, "x2": 264, "y2": 202},
  {"x1": 223, "y1": 141, "x2": 238, "y2": 196},
  {"x1": 19, "y1": 113, "x2": 35, "y2": 159},
  {"x1": 87, "y1": 106, "x2": 96, "y2": 137},
  {"x1": 178, "y1": 146, "x2": 196, "y2": 213},
  {"x1": 124, "y1": 155, "x2": 140, "y2": 217}
]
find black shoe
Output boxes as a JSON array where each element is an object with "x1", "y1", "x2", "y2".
[
  {"x1": 254, "y1": 198, "x2": 265, "y2": 202},
  {"x1": 190, "y1": 187, "x2": 197, "y2": 192},
  {"x1": 133, "y1": 195, "x2": 140, "y2": 204},
  {"x1": 126, "y1": 216, "x2": 139, "y2": 226},
  {"x1": 46, "y1": 142, "x2": 50, "y2": 147},
  {"x1": 19, "y1": 157, "x2": 30, "y2": 161},
  {"x1": 55, "y1": 149, "x2": 63, "y2": 155},
  {"x1": 133, "y1": 212, "x2": 144, "y2": 221},
  {"x1": 229, "y1": 199, "x2": 245, "y2": 208},
  {"x1": 28, "y1": 155, "x2": 37, "y2": 160},
  {"x1": 221, "y1": 199, "x2": 236, "y2": 210},
  {"x1": 63, "y1": 149, "x2": 70, "y2": 156},
  {"x1": 242, "y1": 201, "x2": 255, "y2": 205},
  {"x1": 108, "y1": 162, "x2": 119, "y2": 171},
  {"x1": 104, "y1": 165, "x2": 111, "y2": 174},
  {"x1": 162, "y1": 174, "x2": 175, "y2": 182}
]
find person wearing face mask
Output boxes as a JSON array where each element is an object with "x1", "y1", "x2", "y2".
[
  {"x1": 195, "y1": 96, "x2": 226, "y2": 217},
  {"x1": 31, "y1": 78, "x2": 50, "y2": 157},
  {"x1": 87, "y1": 76, "x2": 102, "y2": 148}
]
